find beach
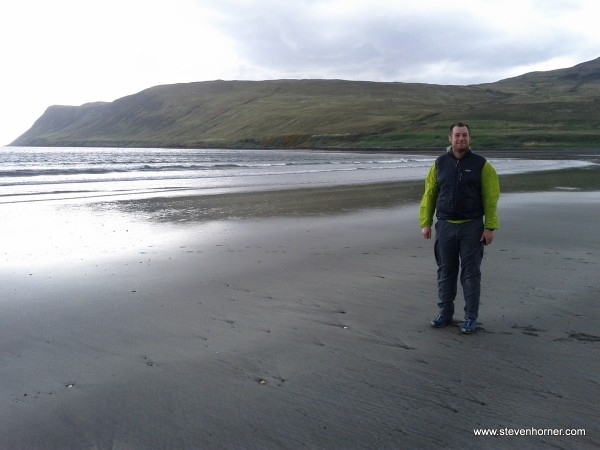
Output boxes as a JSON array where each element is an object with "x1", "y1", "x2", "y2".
[{"x1": 1, "y1": 167, "x2": 599, "y2": 448}]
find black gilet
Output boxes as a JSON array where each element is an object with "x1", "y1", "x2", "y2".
[{"x1": 435, "y1": 150, "x2": 486, "y2": 221}]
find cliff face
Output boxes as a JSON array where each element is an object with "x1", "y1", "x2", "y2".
[
  {"x1": 11, "y1": 57, "x2": 600, "y2": 149},
  {"x1": 17, "y1": 102, "x2": 109, "y2": 145}
]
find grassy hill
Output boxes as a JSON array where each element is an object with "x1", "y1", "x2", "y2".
[{"x1": 11, "y1": 57, "x2": 600, "y2": 149}]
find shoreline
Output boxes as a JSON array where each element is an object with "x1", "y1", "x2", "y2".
[
  {"x1": 105, "y1": 163, "x2": 600, "y2": 223},
  {"x1": 2, "y1": 146, "x2": 598, "y2": 210}
]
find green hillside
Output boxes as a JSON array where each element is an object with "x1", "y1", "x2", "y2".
[{"x1": 11, "y1": 57, "x2": 600, "y2": 149}]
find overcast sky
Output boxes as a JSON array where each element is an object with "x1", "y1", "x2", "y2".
[{"x1": 1, "y1": 0, "x2": 599, "y2": 145}]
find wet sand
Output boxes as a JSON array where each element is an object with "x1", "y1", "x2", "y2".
[{"x1": 1, "y1": 182, "x2": 599, "y2": 448}]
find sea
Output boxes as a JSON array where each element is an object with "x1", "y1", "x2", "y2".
[
  {"x1": 0, "y1": 146, "x2": 594, "y2": 205},
  {"x1": 0, "y1": 146, "x2": 596, "y2": 268}
]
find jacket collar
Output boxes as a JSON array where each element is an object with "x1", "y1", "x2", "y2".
[{"x1": 448, "y1": 147, "x2": 472, "y2": 161}]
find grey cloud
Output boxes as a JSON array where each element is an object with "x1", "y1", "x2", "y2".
[{"x1": 206, "y1": 0, "x2": 594, "y2": 84}]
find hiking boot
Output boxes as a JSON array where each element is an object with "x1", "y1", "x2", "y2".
[
  {"x1": 431, "y1": 315, "x2": 453, "y2": 328},
  {"x1": 460, "y1": 318, "x2": 477, "y2": 334}
]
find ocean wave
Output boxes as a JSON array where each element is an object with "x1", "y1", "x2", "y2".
[
  {"x1": 0, "y1": 159, "x2": 433, "y2": 179},
  {"x1": 1, "y1": 148, "x2": 594, "y2": 203}
]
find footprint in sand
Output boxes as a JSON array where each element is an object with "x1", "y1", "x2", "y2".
[
  {"x1": 511, "y1": 325, "x2": 546, "y2": 337},
  {"x1": 566, "y1": 332, "x2": 600, "y2": 342}
]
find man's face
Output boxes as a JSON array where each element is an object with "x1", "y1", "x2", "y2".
[{"x1": 448, "y1": 126, "x2": 471, "y2": 153}]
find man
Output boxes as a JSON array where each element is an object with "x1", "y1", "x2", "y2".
[{"x1": 419, "y1": 123, "x2": 500, "y2": 334}]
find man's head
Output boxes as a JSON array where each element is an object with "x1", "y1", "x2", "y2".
[{"x1": 448, "y1": 122, "x2": 471, "y2": 157}]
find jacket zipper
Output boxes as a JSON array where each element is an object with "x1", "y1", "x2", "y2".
[{"x1": 454, "y1": 159, "x2": 461, "y2": 212}]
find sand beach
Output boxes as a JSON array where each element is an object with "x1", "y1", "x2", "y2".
[{"x1": 1, "y1": 161, "x2": 599, "y2": 449}]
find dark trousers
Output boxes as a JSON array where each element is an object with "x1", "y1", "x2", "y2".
[{"x1": 434, "y1": 219, "x2": 484, "y2": 320}]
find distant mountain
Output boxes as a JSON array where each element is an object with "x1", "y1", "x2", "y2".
[{"x1": 11, "y1": 57, "x2": 600, "y2": 149}]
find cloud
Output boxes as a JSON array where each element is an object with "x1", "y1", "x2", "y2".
[
  {"x1": 205, "y1": 0, "x2": 599, "y2": 84},
  {"x1": 1, "y1": 0, "x2": 599, "y2": 144},
  {"x1": 0, "y1": 0, "x2": 239, "y2": 143}
]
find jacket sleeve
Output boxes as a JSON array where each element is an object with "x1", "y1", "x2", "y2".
[
  {"x1": 419, "y1": 163, "x2": 438, "y2": 228},
  {"x1": 481, "y1": 162, "x2": 500, "y2": 230}
]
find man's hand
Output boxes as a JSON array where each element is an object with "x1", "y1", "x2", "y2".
[
  {"x1": 422, "y1": 227, "x2": 432, "y2": 239},
  {"x1": 481, "y1": 229, "x2": 495, "y2": 245}
]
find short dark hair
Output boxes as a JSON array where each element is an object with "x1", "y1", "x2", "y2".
[{"x1": 449, "y1": 122, "x2": 471, "y2": 135}]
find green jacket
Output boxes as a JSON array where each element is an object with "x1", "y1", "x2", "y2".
[{"x1": 419, "y1": 155, "x2": 500, "y2": 230}]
